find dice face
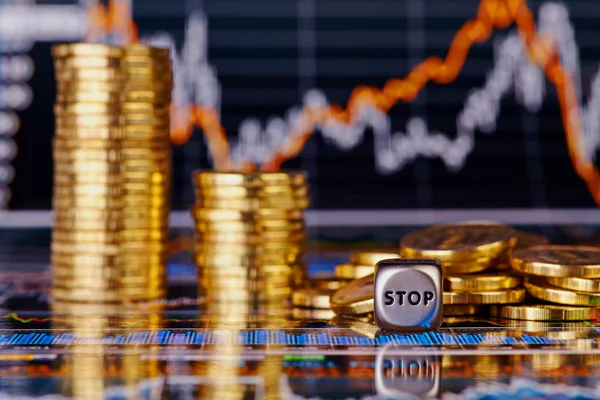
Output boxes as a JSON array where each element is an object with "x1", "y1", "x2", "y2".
[{"x1": 374, "y1": 258, "x2": 442, "y2": 331}]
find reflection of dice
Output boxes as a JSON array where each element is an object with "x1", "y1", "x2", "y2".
[
  {"x1": 374, "y1": 258, "x2": 442, "y2": 331},
  {"x1": 375, "y1": 344, "x2": 441, "y2": 398}
]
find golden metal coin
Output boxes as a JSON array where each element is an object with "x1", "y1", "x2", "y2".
[
  {"x1": 54, "y1": 56, "x2": 122, "y2": 69},
  {"x1": 291, "y1": 288, "x2": 333, "y2": 309},
  {"x1": 54, "y1": 137, "x2": 170, "y2": 151},
  {"x1": 292, "y1": 308, "x2": 336, "y2": 320},
  {"x1": 349, "y1": 249, "x2": 399, "y2": 267},
  {"x1": 442, "y1": 288, "x2": 525, "y2": 305},
  {"x1": 195, "y1": 188, "x2": 309, "y2": 202},
  {"x1": 193, "y1": 170, "x2": 307, "y2": 188},
  {"x1": 55, "y1": 102, "x2": 169, "y2": 115},
  {"x1": 307, "y1": 278, "x2": 348, "y2": 291},
  {"x1": 195, "y1": 197, "x2": 310, "y2": 211},
  {"x1": 511, "y1": 245, "x2": 600, "y2": 278},
  {"x1": 195, "y1": 242, "x2": 304, "y2": 256},
  {"x1": 194, "y1": 220, "x2": 304, "y2": 235},
  {"x1": 56, "y1": 90, "x2": 171, "y2": 106},
  {"x1": 330, "y1": 273, "x2": 374, "y2": 316},
  {"x1": 400, "y1": 223, "x2": 514, "y2": 262},
  {"x1": 524, "y1": 278, "x2": 600, "y2": 306},
  {"x1": 444, "y1": 273, "x2": 521, "y2": 292},
  {"x1": 194, "y1": 252, "x2": 298, "y2": 268},
  {"x1": 52, "y1": 43, "x2": 124, "y2": 58},
  {"x1": 191, "y1": 207, "x2": 303, "y2": 222},
  {"x1": 52, "y1": 229, "x2": 168, "y2": 243},
  {"x1": 443, "y1": 304, "x2": 486, "y2": 316},
  {"x1": 195, "y1": 230, "x2": 306, "y2": 245},
  {"x1": 441, "y1": 256, "x2": 496, "y2": 274},
  {"x1": 125, "y1": 44, "x2": 171, "y2": 59},
  {"x1": 51, "y1": 286, "x2": 165, "y2": 302},
  {"x1": 547, "y1": 276, "x2": 600, "y2": 293},
  {"x1": 334, "y1": 263, "x2": 373, "y2": 280},
  {"x1": 489, "y1": 304, "x2": 600, "y2": 321},
  {"x1": 513, "y1": 231, "x2": 550, "y2": 250}
]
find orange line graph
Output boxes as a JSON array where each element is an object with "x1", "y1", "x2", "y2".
[{"x1": 87, "y1": 0, "x2": 600, "y2": 204}]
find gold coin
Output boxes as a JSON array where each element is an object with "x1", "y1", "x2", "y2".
[
  {"x1": 511, "y1": 245, "x2": 600, "y2": 278},
  {"x1": 193, "y1": 170, "x2": 307, "y2": 188},
  {"x1": 291, "y1": 288, "x2": 333, "y2": 309},
  {"x1": 444, "y1": 273, "x2": 521, "y2": 291},
  {"x1": 198, "y1": 266, "x2": 295, "y2": 280},
  {"x1": 190, "y1": 207, "x2": 303, "y2": 222},
  {"x1": 334, "y1": 263, "x2": 373, "y2": 280},
  {"x1": 195, "y1": 183, "x2": 308, "y2": 195},
  {"x1": 54, "y1": 56, "x2": 122, "y2": 69},
  {"x1": 54, "y1": 136, "x2": 170, "y2": 149},
  {"x1": 125, "y1": 44, "x2": 171, "y2": 59},
  {"x1": 195, "y1": 197, "x2": 309, "y2": 211},
  {"x1": 195, "y1": 221, "x2": 304, "y2": 235},
  {"x1": 547, "y1": 276, "x2": 600, "y2": 293},
  {"x1": 195, "y1": 187, "x2": 309, "y2": 202},
  {"x1": 330, "y1": 273, "x2": 374, "y2": 316},
  {"x1": 524, "y1": 278, "x2": 600, "y2": 306},
  {"x1": 52, "y1": 251, "x2": 167, "y2": 266},
  {"x1": 53, "y1": 172, "x2": 170, "y2": 186},
  {"x1": 292, "y1": 308, "x2": 336, "y2": 320},
  {"x1": 198, "y1": 277, "x2": 291, "y2": 291},
  {"x1": 443, "y1": 304, "x2": 486, "y2": 316},
  {"x1": 489, "y1": 304, "x2": 600, "y2": 321},
  {"x1": 513, "y1": 231, "x2": 550, "y2": 250},
  {"x1": 56, "y1": 80, "x2": 172, "y2": 93},
  {"x1": 442, "y1": 288, "x2": 525, "y2": 305},
  {"x1": 51, "y1": 286, "x2": 165, "y2": 302},
  {"x1": 56, "y1": 90, "x2": 171, "y2": 106},
  {"x1": 54, "y1": 159, "x2": 170, "y2": 172},
  {"x1": 441, "y1": 256, "x2": 496, "y2": 274},
  {"x1": 307, "y1": 278, "x2": 348, "y2": 291},
  {"x1": 55, "y1": 102, "x2": 169, "y2": 115},
  {"x1": 195, "y1": 242, "x2": 304, "y2": 256},
  {"x1": 195, "y1": 230, "x2": 306, "y2": 245},
  {"x1": 55, "y1": 115, "x2": 170, "y2": 128},
  {"x1": 52, "y1": 43, "x2": 124, "y2": 58},
  {"x1": 52, "y1": 229, "x2": 168, "y2": 243},
  {"x1": 54, "y1": 67, "x2": 125, "y2": 81},
  {"x1": 194, "y1": 253, "x2": 298, "y2": 268},
  {"x1": 349, "y1": 249, "x2": 399, "y2": 267},
  {"x1": 400, "y1": 223, "x2": 514, "y2": 262},
  {"x1": 205, "y1": 288, "x2": 291, "y2": 301},
  {"x1": 53, "y1": 151, "x2": 171, "y2": 163}
]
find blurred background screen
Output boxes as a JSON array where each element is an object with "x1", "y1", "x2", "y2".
[{"x1": 1, "y1": 0, "x2": 599, "y2": 214}]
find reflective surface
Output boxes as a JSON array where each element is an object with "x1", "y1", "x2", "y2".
[{"x1": 0, "y1": 227, "x2": 599, "y2": 399}]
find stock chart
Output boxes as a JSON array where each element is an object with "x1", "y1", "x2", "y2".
[{"x1": 1, "y1": 0, "x2": 599, "y2": 211}]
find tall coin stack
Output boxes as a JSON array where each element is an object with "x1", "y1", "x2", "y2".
[
  {"x1": 51, "y1": 43, "x2": 172, "y2": 303},
  {"x1": 192, "y1": 171, "x2": 309, "y2": 314}
]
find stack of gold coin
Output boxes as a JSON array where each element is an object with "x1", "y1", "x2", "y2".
[
  {"x1": 51, "y1": 43, "x2": 172, "y2": 303},
  {"x1": 400, "y1": 223, "x2": 525, "y2": 316},
  {"x1": 334, "y1": 249, "x2": 399, "y2": 280},
  {"x1": 192, "y1": 171, "x2": 309, "y2": 312},
  {"x1": 498, "y1": 245, "x2": 600, "y2": 318}
]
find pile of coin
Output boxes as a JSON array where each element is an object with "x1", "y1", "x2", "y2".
[
  {"x1": 192, "y1": 171, "x2": 309, "y2": 313},
  {"x1": 51, "y1": 43, "x2": 172, "y2": 303},
  {"x1": 491, "y1": 244, "x2": 600, "y2": 321},
  {"x1": 334, "y1": 249, "x2": 399, "y2": 280},
  {"x1": 326, "y1": 222, "x2": 600, "y2": 324},
  {"x1": 400, "y1": 223, "x2": 527, "y2": 316}
]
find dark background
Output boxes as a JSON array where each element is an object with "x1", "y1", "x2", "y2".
[{"x1": 7, "y1": 0, "x2": 600, "y2": 210}]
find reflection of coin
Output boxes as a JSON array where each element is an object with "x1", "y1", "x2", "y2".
[
  {"x1": 330, "y1": 274, "x2": 374, "y2": 316},
  {"x1": 400, "y1": 223, "x2": 514, "y2": 261},
  {"x1": 511, "y1": 245, "x2": 600, "y2": 277},
  {"x1": 443, "y1": 304, "x2": 486, "y2": 316}
]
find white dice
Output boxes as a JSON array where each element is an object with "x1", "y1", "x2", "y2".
[{"x1": 374, "y1": 258, "x2": 443, "y2": 331}]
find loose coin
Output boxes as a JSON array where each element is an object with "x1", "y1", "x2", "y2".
[
  {"x1": 443, "y1": 288, "x2": 526, "y2": 305},
  {"x1": 292, "y1": 308, "x2": 336, "y2": 320},
  {"x1": 335, "y1": 263, "x2": 373, "y2": 280},
  {"x1": 490, "y1": 304, "x2": 600, "y2": 321},
  {"x1": 291, "y1": 288, "x2": 333, "y2": 309},
  {"x1": 445, "y1": 273, "x2": 521, "y2": 292},
  {"x1": 349, "y1": 249, "x2": 399, "y2": 266},
  {"x1": 330, "y1": 274, "x2": 374, "y2": 316},
  {"x1": 511, "y1": 245, "x2": 600, "y2": 278},
  {"x1": 547, "y1": 276, "x2": 600, "y2": 293},
  {"x1": 524, "y1": 278, "x2": 600, "y2": 306},
  {"x1": 400, "y1": 223, "x2": 514, "y2": 262}
]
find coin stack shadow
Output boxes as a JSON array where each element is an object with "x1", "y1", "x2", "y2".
[
  {"x1": 51, "y1": 43, "x2": 172, "y2": 303},
  {"x1": 192, "y1": 171, "x2": 310, "y2": 315}
]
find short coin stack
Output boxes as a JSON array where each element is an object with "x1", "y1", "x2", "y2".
[
  {"x1": 489, "y1": 245, "x2": 600, "y2": 321},
  {"x1": 51, "y1": 43, "x2": 172, "y2": 303},
  {"x1": 400, "y1": 223, "x2": 526, "y2": 316},
  {"x1": 192, "y1": 171, "x2": 309, "y2": 312}
]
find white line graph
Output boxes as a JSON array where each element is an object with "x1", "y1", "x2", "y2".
[{"x1": 144, "y1": 2, "x2": 600, "y2": 172}]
